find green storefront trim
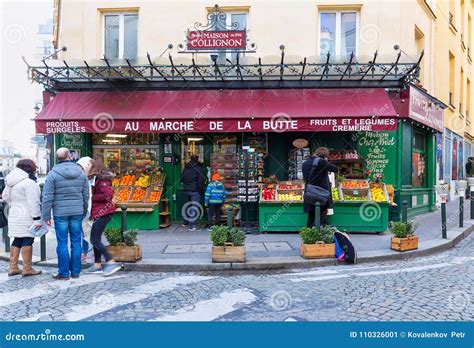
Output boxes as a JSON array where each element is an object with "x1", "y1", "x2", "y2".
[{"x1": 108, "y1": 206, "x2": 161, "y2": 230}]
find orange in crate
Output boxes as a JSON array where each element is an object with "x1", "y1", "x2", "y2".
[
  {"x1": 116, "y1": 187, "x2": 131, "y2": 202},
  {"x1": 120, "y1": 175, "x2": 135, "y2": 186},
  {"x1": 130, "y1": 187, "x2": 146, "y2": 202},
  {"x1": 145, "y1": 190, "x2": 161, "y2": 202}
]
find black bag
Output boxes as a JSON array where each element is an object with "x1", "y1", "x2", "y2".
[{"x1": 303, "y1": 158, "x2": 330, "y2": 206}]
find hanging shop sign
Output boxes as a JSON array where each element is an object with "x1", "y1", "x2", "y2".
[
  {"x1": 37, "y1": 117, "x2": 398, "y2": 134},
  {"x1": 187, "y1": 31, "x2": 246, "y2": 50},
  {"x1": 409, "y1": 86, "x2": 443, "y2": 132}
]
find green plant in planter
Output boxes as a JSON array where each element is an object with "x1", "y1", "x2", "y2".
[
  {"x1": 390, "y1": 221, "x2": 417, "y2": 238},
  {"x1": 210, "y1": 225, "x2": 246, "y2": 246},
  {"x1": 104, "y1": 227, "x2": 138, "y2": 246},
  {"x1": 300, "y1": 226, "x2": 336, "y2": 244}
]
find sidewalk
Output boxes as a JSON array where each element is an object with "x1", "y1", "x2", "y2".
[{"x1": 1, "y1": 198, "x2": 472, "y2": 271}]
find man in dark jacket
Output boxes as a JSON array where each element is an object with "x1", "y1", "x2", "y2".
[
  {"x1": 42, "y1": 148, "x2": 89, "y2": 280},
  {"x1": 302, "y1": 147, "x2": 337, "y2": 228},
  {"x1": 181, "y1": 155, "x2": 206, "y2": 231}
]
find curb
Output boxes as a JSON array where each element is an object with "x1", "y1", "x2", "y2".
[{"x1": 1, "y1": 223, "x2": 473, "y2": 273}]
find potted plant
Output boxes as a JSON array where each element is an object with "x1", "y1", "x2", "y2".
[
  {"x1": 104, "y1": 227, "x2": 142, "y2": 262},
  {"x1": 390, "y1": 221, "x2": 418, "y2": 251},
  {"x1": 210, "y1": 225, "x2": 246, "y2": 263},
  {"x1": 300, "y1": 226, "x2": 336, "y2": 259}
]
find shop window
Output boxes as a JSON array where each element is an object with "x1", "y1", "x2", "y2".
[
  {"x1": 104, "y1": 13, "x2": 138, "y2": 59},
  {"x1": 412, "y1": 132, "x2": 426, "y2": 187},
  {"x1": 92, "y1": 133, "x2": 159, "y2": 174},
  {"x1": 214, "y1": 12, "x2": 248, "y2": 63},
  {"x1": 319, "y1": 11, "x2": 358, "y2": 56}
]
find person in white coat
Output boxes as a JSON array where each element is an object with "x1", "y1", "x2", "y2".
[
  {"x1": 2, "y1": 159, "x2": 42, "y2": 276},
  {"x1": 76, "y1": 156, "x2": 93, "y2": 262}
]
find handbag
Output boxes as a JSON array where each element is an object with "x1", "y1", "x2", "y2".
[{"x1": 303, "y1": 158, "x2": 330, "y2": 206}]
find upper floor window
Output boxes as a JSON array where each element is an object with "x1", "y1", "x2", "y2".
[
  {"x1": 319, "y1": 11, "x2": 358, "y2": 56},
  {"x1": 104, "y1": 13, "x2": 138, "y2": 59},
  {"x1": 215, "y1": 12, "x2": 248, "y2": 63}
]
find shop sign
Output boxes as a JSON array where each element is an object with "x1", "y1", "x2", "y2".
[
  {"x1": 187, "y1": 31, "x2": 246, "y2": 50},
  {"x1": 60, "y1": 133, "x2": 84, "y2": 147},
  {"x1": 38, "y1": 117, "x2": 398, "y2": 134},
  {"x1": 409, "y1": 87, "x2": 443, "y2": 132},
  {"x1": 292, "y1": 139, "x2": 309, "y2": 148}
]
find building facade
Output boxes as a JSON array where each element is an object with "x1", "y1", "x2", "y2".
[
  {"x1": 434, "y1": 0, "x2": 474, "y2": 199},
  {"x1": 30, "y1": 0, "x2": 451, "y2": 229}
]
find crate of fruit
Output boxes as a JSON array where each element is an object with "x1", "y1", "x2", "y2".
[
  {"x1": 114, "y1": 186, "x2": 132, "y2": 203},
  {"x1": 144, "y1": 186, "x2": 162, "y2": 203},
  {"x1": 278, "y1": 181, "x2": 304, "y2": 190},
  {"x1": 129, "y1": 186, "x2": 147, "y2": 202},
  {"x1": 340, "y1": 179, "x2": 369, "y2": 190},
  {"x1": 369, "y1": 183, "x2": 389, "y2": 203}
]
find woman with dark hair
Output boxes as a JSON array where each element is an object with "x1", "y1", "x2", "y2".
[
  {"x1": 85, "y1": 160, "x2": 122, "y2": 276},
  {"x1": 302, "y1": 147, "x2": 338, "y2": 228},
  {"x1": 2, "y1": 159, "x2": 42, "y2": 276}
]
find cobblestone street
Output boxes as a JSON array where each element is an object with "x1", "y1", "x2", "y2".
[{"x1": 0, "y1": 235, "x2": 472, "y2": 322}]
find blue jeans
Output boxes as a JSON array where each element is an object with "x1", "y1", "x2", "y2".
[
  {"x1": 54, "y1": 215, "x2": 83, "y2": 278},
  {"x1": 183, "y1": 191, "x2": 201, "y2": 228}
]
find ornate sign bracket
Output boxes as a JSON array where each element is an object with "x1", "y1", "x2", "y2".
[{"x1": 176, "y1": 4, "x2": 257, "y2": 54}]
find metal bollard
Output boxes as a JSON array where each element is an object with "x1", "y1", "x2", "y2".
[
  {"x1": 39, "y1": 183, "x2": 46, "y2": 261},
  {"x1": 226, "y1": 206, "x2": 233, "y2": 228},
  {"x1": 402, "y1": 200, "x2": 408, "y2": 223},
  {"x1": 121, "y1": 205, "x2": 127, "y2": 241},
  {"x1": 468, "y1": 178, "x2": 474, "y2": 219},
  {"x1": 441, "y1": 201, "x2": 447, "y2": 239},
  {"x1": 3, "y1": 223, "x2": 10, "y2": 253},
  {"x1": 314, "y1": 202, "x2": 321, "y2": 229},
  {"x1": 459, "y1": 195, "x2": 464, "y2": 228}
]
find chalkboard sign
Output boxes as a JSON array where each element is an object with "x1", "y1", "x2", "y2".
[{"x1": 357, "y1": 131, "x2": 397, "y2": 185}]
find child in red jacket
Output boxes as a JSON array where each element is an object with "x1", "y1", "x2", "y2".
[{"x1": 85, "y1": 160, "x2": 122, "y2": 277}]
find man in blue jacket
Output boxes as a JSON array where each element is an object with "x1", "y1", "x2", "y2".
[{"x1": 42, "y1": 148, "x2": 89, "y2": 280}]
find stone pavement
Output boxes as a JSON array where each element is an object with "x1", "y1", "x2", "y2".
[
  {"x1": 0, "y1": 198, "x2": 472, "y2": 269},
  {"x1": 0, "y1": 233, "x2": 472, "y2": 321}
]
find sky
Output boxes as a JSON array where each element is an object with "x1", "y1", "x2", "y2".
[{"x1": 1, "y1": 0, "x2": 54, "y2": 156}]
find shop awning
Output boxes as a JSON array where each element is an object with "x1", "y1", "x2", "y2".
[{"x1": 35, "y1": 88, "x2": 399, "y2": 133}]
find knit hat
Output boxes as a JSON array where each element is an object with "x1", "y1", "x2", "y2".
[
  {"x1": 76, "y1": 156, "x2": 93, "y2": 175},
  {"x1": 211, "y1": 172, "x2": 221, "y2": 181}
]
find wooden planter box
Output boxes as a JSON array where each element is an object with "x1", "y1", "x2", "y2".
[
  {"x1": 391, "y1": 235, "x2": 419, "y2": 252},
  {"x1": 212, "y1": 244, "x2": 246, "y2": 263},
  {"x1": 107, "y1": 244, "x2": 142, "y2": 263},
  {"x1": 300, "y1": 242, "x2": 335, "y2": 259}
]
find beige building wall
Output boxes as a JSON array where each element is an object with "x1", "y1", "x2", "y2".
[
  {"x1": 56, "y1": 0, "x2": 437, "y2": 93},
  {"x1": 434, "y1": 0, "x2": 474, "y2": 143}
]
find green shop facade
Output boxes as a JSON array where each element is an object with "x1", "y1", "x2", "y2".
[{"x1": 30, "y1": 53, "x2": 445, "y2": 233}]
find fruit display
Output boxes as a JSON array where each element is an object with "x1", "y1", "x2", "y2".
[
  {"x1": 120, "y1": 175, "x2": 135, "y2": 186},
  {"x1": 261, "y1": 187, "x2": 276, "y2": 201},
  {"x1": 130, "y1": 187, "x2": 146, "y2": 202},
  {"x1": 278, "y1": 181, "x2": 304, "y2": 190},
  {"x1": 134, "y1": 175, "x2": 150, "y2": 187},
  {"x1": 331, "y1": 187, "x2": 340, "y2": 201},
  {"x1": 370, "y1": 185, "x2": 388, "y2": 202},
  {"x1": 341, "y1": 179, "x2": 369, "y2": 189},
  {"x1": 145, "y1": 190, "x2": 161, "y2": 202},
  {"x1": 149, "y1": 172, "x2": 164, "y2": 185},
  {"x1": 112, "y1": 178, "x2": 120, "y2": 187},
  {"x1": 386, "y1": 184, "x2": 395, "y2": 204},
  {"x1": 115, "y1": 187, "x2": 131, "y2": 203},
  {"x1": 278, "y1": 192, "x2": 302, "y2": 201}
]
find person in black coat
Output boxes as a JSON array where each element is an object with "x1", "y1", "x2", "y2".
[
  {"x1": 181, "y1": 155, "x2": 206, "y2": 230},
  {"x1": 302, "y1": 147, "x2": 338, "y2": 227}
]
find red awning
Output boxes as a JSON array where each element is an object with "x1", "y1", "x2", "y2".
[{"x1": 35, "y1": 89, "x2": 398, "y2": 133}]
